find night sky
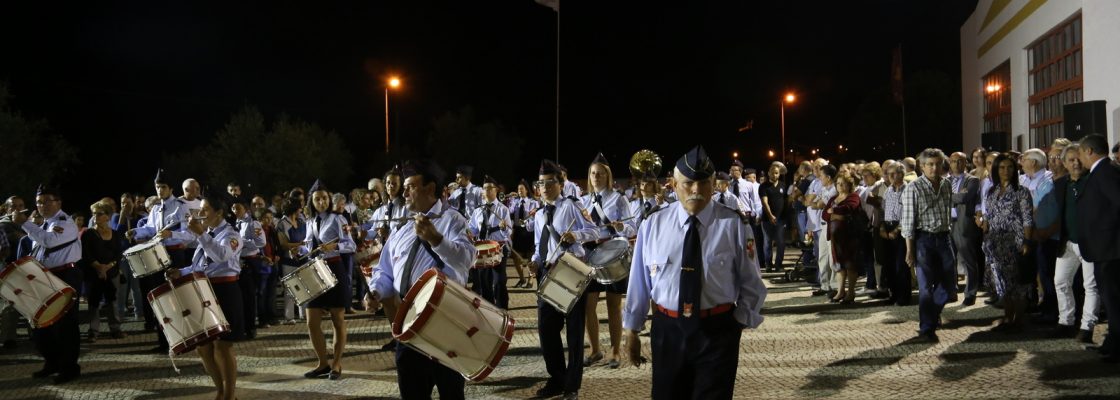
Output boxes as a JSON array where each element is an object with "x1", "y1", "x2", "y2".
[{"x1": 2, "y1": 1, "x2": 976, "y2": 208}]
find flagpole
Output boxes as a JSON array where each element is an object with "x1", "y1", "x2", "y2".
[{"x1": 555, "y1": 7, "x2": 561, "y2": 163}]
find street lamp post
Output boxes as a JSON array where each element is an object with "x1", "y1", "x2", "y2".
[
  {"x1": 385, "y1": 77, "x2": 401, "y2": 154},
  {"x1": 780, "y1": 93, "x2": 795, "y2": 164}
]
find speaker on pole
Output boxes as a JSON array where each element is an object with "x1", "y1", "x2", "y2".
[
  {"x1": 981, "y1": 132, "x2": 1010, "y2": 152},
  {"x1": 1063, "y1": 100, "x2": 1107, "y2": 142}
]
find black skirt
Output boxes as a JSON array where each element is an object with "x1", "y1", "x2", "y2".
[
  {"x1": 306, "y1": 257, "x2": 352, "y2": 309},
  {"x1": 212, "y1": 281, "x2": 245, "y2": 341}
]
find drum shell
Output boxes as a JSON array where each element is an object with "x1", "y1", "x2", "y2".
[
  {"x1": 587, "y1": 238, "x2": 632, "y2": 284},
  {"x1": 393, "y1": 269, "x2": 515, "y2": 381},
  {"x1": 537, "y1": 253, "x2": 594, "y2": 314},
  {"x1": 124, "y1": 241, "x2": 172, "y2": 278},
  {"x1": 473, "y1": 240, "x2": 503, "y2": 269},
  {"x1": 0, "y1": 257, "x2": 77, "y2": 328},
  {"x1": 281, "y1": 258, "x2": 338, "y2": 306},
  {"x1": 147, "y1": 272, "x2": 231, "y2": 355}
]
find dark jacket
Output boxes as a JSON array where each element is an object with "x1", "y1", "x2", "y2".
[
  {"x1": 1076, "y1": 159, "x2": 1120, "y2": 263},
  {"x1": 951, "y1": 174, "x2": 982, "y2": 239}
]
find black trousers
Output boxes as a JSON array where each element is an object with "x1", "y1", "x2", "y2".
[
  {"x1": 889, "y1": 235, "x2": 912, "y2": 305},
  {"x1": 650, "y1": 310, "x2": 742, "y2": 400},
  {"x1": 141, "y1": 248, "x2": 189, "y2": 350},
  {"x1": 395, "y1": 343, "x2": 465, "y2": 400},
  {"x1": 239, "y1": 257, "x2": 262, "y2": 335},
  {"x1": 1036, "y1": 239, "x2": 1060, "y2": 320},
  {"x1": 33, "y1": 267, "x2": 83, "y2": 374},
  {"x1": 536, "y1": 270, "x2": 587, "y2": 392},
  {"x1": 1098, "y1": 259, "x2": 1120, "y2": 354}
]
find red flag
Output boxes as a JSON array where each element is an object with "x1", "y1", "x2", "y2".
[{"x1": 891, "y1": 45, "x2": 904, "y2": 104}]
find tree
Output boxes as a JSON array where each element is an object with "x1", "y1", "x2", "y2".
[
  {"x1": 0, "y1": 82, "x2": 79, "y2": 200},
  {"x1": 425, "y1": 106, "x2": 525, "y2": 185}
]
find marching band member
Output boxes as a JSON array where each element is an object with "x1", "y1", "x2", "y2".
[
  {"x1": 366, "y1": 160, "x2": 476, "y2": 399},
  {"x1": 468, "y1": 175, "x2": 513, "y2": 308},
  {"x1": 508, "y1": 179, "x2": 539, "y2": 288},
  {"x1": 301, "y1": 179, "x2": 355, "y2": 380},
  {"x1": 165, "y1": 194, "x2": 244, "y2": 400},
  {"x1": 624, "y1": 146, "x2": 767, "y2": 399},
  {"x1": 13, "y1": 185, "x2": 83, "y2": 384},
  {"x1": 360, "y1": 166, "x2": 408, "y2": 244},
  {"x1": 231, "y1": 195, "x2": 266, "y2": 339},
  {"x1": 448, "y1": 165, "x2": 483, "y2": 217},
  {"x1": 559, "y1": 164, "x2": 583, "y2": 199},
  {"x1": 531, "y1": 159, "x2": 600, "y2": 400},
  {"x1": 581, "y1": 153, "x2": 635, "y2": 370},
  {"x1": 730, "y1": 162, "x2": 765, "y2": 267},
  {"x1": 276, "y1": 198, "x2": 307, "y2": 324},
  {"x1": 127, "y1": 169, "x2": 192, "y2": 353},
  {"x1": 713, "y1": 172, "x2": 744, "y2": 210}
]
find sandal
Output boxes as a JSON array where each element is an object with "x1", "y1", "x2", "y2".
[{"x1": 583, "y1": 352, "x2": 604, "y2": 367}]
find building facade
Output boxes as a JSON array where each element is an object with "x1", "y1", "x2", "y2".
[{"x1": 960, "y1": 0, "x2": 1120, "y2": 151}]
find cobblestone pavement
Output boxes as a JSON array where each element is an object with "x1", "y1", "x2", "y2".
[{"x1": 2, "y1": 253, "x2": 1118, "y2": 399}]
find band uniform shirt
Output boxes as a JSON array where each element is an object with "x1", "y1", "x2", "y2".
[
  {"x1": 900, "y1": 175, "x2": 953, "y2": 239},
  {"x1": 623, "y1": 201, "x2": 767, "y2": 332},
  {"x1": 628, "y1": 198, "x2": 668, "y2": 234},
  {"x1": 132, "y1": 197, "x2": 192, "y2": 248},
  {"x1": 369, "y1": 200, "x2": 476, "y2": 298},
  {"x1": 367, "y1": 197, "x2": 409, "y2": 233},
  {"x1": 469, "y1": 199, "x2": 513, "y2": 243},
  {"x1": 303, "y1": 212, "x2": 356, "y2": 259},
  {"x1": 236, "y1": 214, "x2": 265, "y2": 257},
  {"x1": 562, "y1": 180, "x2": 583, "y2": 199},
  {"x1": 530, "y1": 196, "x2": 599, "y2": 265},
  {"x1": 179, "y1": 220, "x2": 243, "y2": 278},
  {"x1": 21, "y1": 210, "x2": 82, "y2": 268},
  {"x1": 508, "y1": 196, "x2": 539, "y2": 230},
  {"x1": 448, "y1": 183, "x2": 484, "y2": 217},
  {"x1": 580, "y1": 189, "x2": 637, "y2": 239},
  {"x1": 713, "y1": 190, "x2": 743, "y2": 215}
]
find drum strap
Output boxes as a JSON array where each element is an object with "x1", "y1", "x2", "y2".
[
  {"x1": 400, "y1": 238, "x2": 446, "y2": 297},
  {"x1": 43, "y1": 237, "x2": 79, "y2": 257}
]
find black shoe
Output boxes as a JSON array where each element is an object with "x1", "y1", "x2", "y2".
[
  {"x1": 961, "y1": 296, "x2": 976, "y2": 306},
  {"x1": 561, "y1": 391, "x2": 579, "y2": 400},
  {"x1": 535, "y1": 384, "x2": 564, "y2": 398},
  {"x1": 1046, "y1": 324, "x2": 1077, "y2": 339},
  {"x1": 53, "y1": 369, "x2": 80, "y2": 384},
  {"x1": 380, "y1": 340, "x2": 397, "y2": 351},
  {"x1": 514, "y1": 278, "x2": 527, "y2": 288},
  {"x1": 304, "y1": 365, "x2": 331, "y2": 379},
  {"x1": 1031, "y1": 314, "x2": 1058, "y2": 326},
  {"x1": 32, "y1": 367, "x2": 59, "y2": 378},
  {"x1": 583, "y1": 352, "x2": 603, "y2": 367},
  {"x1": 984, "y1": 296, "x2": 1001, "y2": 305},
  {"x1": 810, "y1": 289, "x2": 827, "y2": 297},
  {"x1": 328, "y1": 369, "x2": 342, "y2": 380},
  {"x1": 1076, "y1": 329, "x2": 1094, "y2": 344},
  {"x1": 907, "y1": 331, "x2": 939, "y2": 343},
  {"x1": 150, "y1": 345, "x2": 169, "y2": 354},
  {"x1": 827, "y1": 290, "x2": 838, "y2": 299}
]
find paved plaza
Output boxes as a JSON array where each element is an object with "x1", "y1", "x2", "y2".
[{"x1": 2, "y1": 257, "x2": 1118, "y2": 399}]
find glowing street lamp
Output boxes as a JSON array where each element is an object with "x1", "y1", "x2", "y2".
[
  {"x1": 385, "y1": 76, "x2": 402, "y2": 153},
  {"x1": 781, "y1": 93, "x2": 796, "y2": 163},
  {"x1": 768, "y1": 149, "x2": 776, "y2": 158}
]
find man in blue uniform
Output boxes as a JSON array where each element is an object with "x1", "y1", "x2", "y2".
[
  {"x1": 468, "y1": 175, "x2": 513, "y2": 308},
  {"x1": 624, "y1": 146, "x2": 767, "y2": 399}
]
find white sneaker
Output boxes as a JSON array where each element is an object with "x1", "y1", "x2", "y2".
[{"x1": 855, "y1": 288, "x2": 875, "y2": 296}]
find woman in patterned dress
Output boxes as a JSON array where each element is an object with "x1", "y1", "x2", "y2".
[{"x1": 978, "y1": 153, "x2": 1035, "y2": 332}]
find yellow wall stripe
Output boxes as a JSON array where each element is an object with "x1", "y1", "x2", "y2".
[
  {"x1": 981, "y1": 0, "x2": 1013, "y2": 31},
  {"x1": 978, "y1": 0, "x2": 1049, "y2": 58}
]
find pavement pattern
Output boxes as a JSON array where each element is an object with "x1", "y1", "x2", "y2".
[{"x1": 1, "y1": 252, "x2": 1118, "y2": 399}]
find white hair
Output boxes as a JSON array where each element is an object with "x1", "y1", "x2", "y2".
[{"x1": 1023, "y1": 148, "x2": 1048, "y2": 168}]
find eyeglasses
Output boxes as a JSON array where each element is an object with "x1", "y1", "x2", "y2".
[{"x1": 533, "y1": 179, "x2": 558, "y2": 187}]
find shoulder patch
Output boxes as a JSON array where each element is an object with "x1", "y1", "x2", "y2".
[{"x1": 230, "y1": 238, "x2": 239, "y2": 250}]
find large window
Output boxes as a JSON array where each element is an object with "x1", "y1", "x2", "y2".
[
  {"x1": 1028, "y1": 14, "x2": 1083, "y2": 147},
  {"x1": 982, "y1": 61, "x2": 1011, "y2": 135}
]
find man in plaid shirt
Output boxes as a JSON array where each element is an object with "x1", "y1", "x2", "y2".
[{"x1": 900, "y1": 148, "x2": 956, "y2": 342}]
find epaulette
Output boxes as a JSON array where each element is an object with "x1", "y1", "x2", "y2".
[{"x1": 57, "y1": 215, "x2": 67, "y2": 221}]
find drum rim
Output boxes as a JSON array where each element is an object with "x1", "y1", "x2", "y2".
[
  {"x1": 0, "y1": 256, "x2": 44, "y2": 280},
  {"x1": 466, "y1": 315, "x2": 516, "y2": 381},
  {"x1": 587, "y1": 238, "x2": 631, "y2": 265},
  {"x1": 146, "y1": 272, "x2": 208, "y2": 301},
  {"x1": 392, "y1": 268, "x2": 446, "y2": 341},
  {"x1": 124, "y1": 241, "x2": 162, "y2": 253},
  {"x1": 171, "y1": 324, "x2": 232, "y2": 355},
  {"x1": 30, "y1": 286, "x2": 76, "y2": 328}
]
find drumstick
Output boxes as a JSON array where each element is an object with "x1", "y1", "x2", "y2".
[
  {"x1": 298, "y1": 238, "x2": 341, "y2": 262},
  {"x1": 367, "y1": 213, "x2": 443, "y2": 225}
]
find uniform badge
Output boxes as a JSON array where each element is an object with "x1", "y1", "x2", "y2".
[
  {"x1": 229, "y1": 238, "x2": 239, "y2": 250},
  {"x1": 649, "y1": 264, "x2": 660, "y2": 276},
  {"x1": 683, "y1": 303, "x2": 693, "y2": 318},
  {"x1": 746, "y1": 239, "x2": 756, "y2": 260}
]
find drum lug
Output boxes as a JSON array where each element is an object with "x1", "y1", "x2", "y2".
[
  {"x1": 12, "y1": 289, "x2": 21, "y2": 295},
  {"x1": 202, "y1": 301, "x2": 211, "y2": 307},
  {"x1": 182, "y1": 309, "x2": 192, "y2": 317},
  {"x1": 163, "y1": 317, "x2": 172, "y2": 324},
  {"x1": 446, "y1": 351, "x2": 457, "y2": 359},
  {"x1": 467, "y1": 327, "x2": 478, "y2": 337},
  {"x1": 26, "y1": 274, "x2": 36, "y2": 280},
  {"x1": 472, "y1": 298, "x2": 481, "y2": 308}
]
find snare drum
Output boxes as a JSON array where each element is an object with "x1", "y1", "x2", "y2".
[
  {"x1": 394, "y1": 269, "x2": 515, "y2": 381},
  {"x1": 124, "y1": 241, "x2": 172, "y2": 278},
  {"x1": 147, "y1": 272, "x2": 230, "y2": 355},
  {"x1": 587, "y1": 238, "x2": 632, "y2": 284},
  {"x1": 473, "y1": 240, "x2": 503, "y2": 269},
  {"x1": 0, "y1": 257, "x2": 77, "y2": 328},
  {"x1": 537, "y1": 252, "x2": 595, "y2": 314},
  {"x1": 357, "y1": 241, "x2": 383, "y2": 278},
  {"x1": 281, "y1": 258, "x2": 338, "y2": 306}
]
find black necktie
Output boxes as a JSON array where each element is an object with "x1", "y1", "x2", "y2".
[
  {"x1": 481, "y1": 204, "x2": 492, "y2": 240},
  {"x1": 679, "y1": 215, "x2": 703, "y2": 334},
  {"x1": 386, "y1": 202, "x2": 395, "y2": 230},
  {"x1": 591, "y1": 194, "x2": 603, "y2": 225},
  {"x1": 458, "y1": 188, "x2": 467, "y2": 214},
  {"x1": 731, "y1": 180, "x2": 740, "y2": 197},
  {"x1": 718, "y1": 192, "x2": 725, "y2": 204},
  {"x1": 538, "y1": 205, "x2": 556, "y2": 265},
  {"x1": 205, "y1": 230, "x2": 217, "y2": 265}
]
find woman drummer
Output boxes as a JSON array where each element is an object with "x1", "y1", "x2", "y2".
[
  {"x1": 507, "y1": 179, "x2": 539, "y2": 288},
  {"x1": 165, "y1": 194, "x2": 244, "y2": 400},
  {"x1": 580, "y1": 153, "x2": 636, "y2": 369},
  {"x1": 301, "y1": 179, "x2": 355, "y2": 380}
]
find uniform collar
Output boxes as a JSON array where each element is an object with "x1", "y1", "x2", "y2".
[
  {"x1": 423, "y1": 200, "x2": 445, "y2": 217},
  {"x1": 674, "y1": 200, "x2": 714, "y2": 229},
  {"x1": 209, "y1": 220, "x2": 229, "y2": 235}
]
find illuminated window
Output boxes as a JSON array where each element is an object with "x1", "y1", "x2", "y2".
[
  {"x1": 982, "y1": 61, "x2": 1011, "y2": 135},
  {"x1": 1028, "y1": 14, "x2": 1082, "y2": 147}
]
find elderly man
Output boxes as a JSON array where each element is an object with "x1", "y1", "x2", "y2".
[
  {"x1": 901, "y1": 148, "x2": 955, "y2": 342},
  {"x1": 1076, "y1": 134, "x2": 1120, "y2": 363},
  {"x1": 625, "y1": 145, "x2": 766, "y2": 399},
  {"x1": 1022, "y1": 148, "x2": 1058, "y2": 324},
  {"x1": 949, "y1": 152, "x2": 982, "y2": 306}
]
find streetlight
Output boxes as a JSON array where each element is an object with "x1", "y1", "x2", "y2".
[
  {"x1": 385, "y1": 76, "x2": 402, "y2": 153},
  {"x1": 780, "y1": 93, "x2": 796, "y2": 164},
  {"x1": 732, "y1": 151, "x2": 739, "y2": 158},
  {"x1": 767, "y1": 149, "x2": 775, "y2": 158}
]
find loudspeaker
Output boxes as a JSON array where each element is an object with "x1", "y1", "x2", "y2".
[
  {"x1": 981, "y1": 132, "x2": 1010, "y2": 152},
  {"x1": 1063, "y1": 100, "x2": 1107, "y2": 142}
]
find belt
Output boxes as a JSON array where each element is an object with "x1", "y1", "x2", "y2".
[
  {"x1": 210, "y1": 276, "x2": 239, "y2": 284},
  {"x1": 918, "y1": 230, "x2": 950, "y2": 236},
  {"x1": 241, "y1": 254, "x2": 261, "y2": 260},
  {"x1": 165, "y1": 244, "x2": 186, "y2": 251},
  {"x1": 655, "y1": 303, "x2": 734, "y2": 319},
  {"x1": 323, "y1": 256, "x2": 342, "y2": 264},
  {"x1": 49, "y1": 263, "x2": 77, "y2": 273}
]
